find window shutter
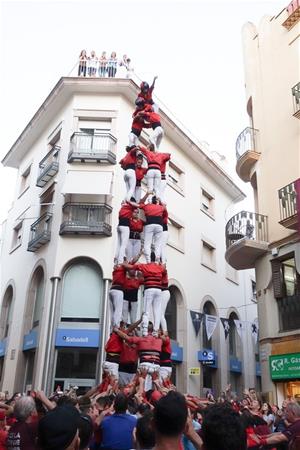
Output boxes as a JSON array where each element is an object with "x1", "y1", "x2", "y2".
[{"x1": 271, "y1": 259, "x2": 284, "y2": 298}]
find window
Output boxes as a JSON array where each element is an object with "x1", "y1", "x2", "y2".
[
  {"x1": 167, "y1": 161, "x2": 184, "y2": 194},
  {"x1": 11, "y1": 220, "x2": 23, "y2": 250},
  {"x1": 228, "y1": 312, "x2": 238, "y2": 357},
  {"x1": 168, "y1": 218, "x2": 184, "y2": 252},
  {"x1": 201, "y1": 239, "x2": 216, "y2": 272},
  {"x1": 201, "y1": 188, "x2": 214, "y2": 218},
  {"x1": 202, "y1": 301, "x2": 216, "y2": 349},
  {"x1": 19, "y1": 165, "x2": 31, "y2": 195},
  {"x1": 61, "y1": 261, "x2": 103, "y2": 322},
  {"x1": 1, "y1": 286, "x2": 13, "y2": 339},
  {"x1": 32, "y1": 268, "x2": 45, "y2": 328},
  {"x1": 165, "y1": 287, "x2": 178, "y2": 340},
  {"x1": 251, "y1": 280, "x2": 257, "y2": 302},
  {"x1": 271, "y1": 255, "x2": 300, "y2": 331}
]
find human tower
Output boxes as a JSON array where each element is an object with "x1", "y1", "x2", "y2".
[{"x1": 103, "y1": 77, "x2": 173, "y2": 389}]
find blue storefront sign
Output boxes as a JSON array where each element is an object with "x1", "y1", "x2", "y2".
[
  {"x1": 230, "y1": 358, "x2": 242, "y2": 373},
  {"x1": 55, "y1": 328, "x2": 100, "y2": 348},
  {"x1": 0, "y1": 339, "x2": 6, "y2": 357},
  {"x1": 256, "y1": 362, "x2": 261, "y2": 377},
  {"x1": 198, "y1": 349, "x2": 218, "y2": 368},
  {"x1": 23, "y1": 330, "x2": 38, "y2": 351},
  {"x1": 171, "y1": 341, "x2": 183, "y2": 362}
]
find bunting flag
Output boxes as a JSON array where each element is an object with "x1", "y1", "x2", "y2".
[
  {"x1": 205, "y1": 315, "x2": 218, "y2": 341},
  {"x1": 251, "y1": 319, "x2": 259, "y2": 345},
  {"x1": 190, "y1": 311, "x2": 203, "y2": 337},
  {"x1": 234, "y1": 319, "x2": 245, "y2": 340},
  {"x1": 220, "y1": 318, "x2": 230, "y2": 340}
]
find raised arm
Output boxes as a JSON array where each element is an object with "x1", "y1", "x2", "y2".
[
  {"x1": 150, "y1": 76, "x2": 158, "y2": 91},
  {"x1": 113, "y1": 327, "x2": 131, "y2": 342},
  {"x1": 127, "y1": 317, "x2": 142, "y2": 334}
]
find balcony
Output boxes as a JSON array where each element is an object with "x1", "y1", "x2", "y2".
[
  {"x1": 282, "y1": 0, "x2": 300, "y2": 30},
  {"x1": 225, "y1": 211, "x2": 268, "y2": 270},
  {"x1": 27, "y1": 212, "x2": 53, "y2": 252},
  {"x1": 292, "y1": 82, "x2": 300, "y2": 119},
  {"x1": 278, "y1": 179, "x2": 298, "y2": 230},
  {"x1": 68, "y1": 132, "x2": 117, "y2": 164},
  {"x1": 36, "y1": 145, "x2": 60, "y2": 188},
  {"x1": 235, "y1": 127, "x2": 260, "y2": 183},
  {"x1": 60, "y1": 203, "x2": 112, "y2": 236}
]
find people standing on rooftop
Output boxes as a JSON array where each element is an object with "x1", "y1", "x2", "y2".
[
  {"x1": 107, "y1": 51, "x2": 118, "y2": 77},
  {"x1": 78, "y1": 49, "x2": 87, "y2": 77},
  {"x1": 88, "y1": 50, "x2": 98, "y2": 77},
  {"x1": 98, "y1": 51, "x2": 107, "y2": 77}
]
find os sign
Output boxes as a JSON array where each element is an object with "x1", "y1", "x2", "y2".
[{"x1": 269, "y1": 353, "x2": 300, "y2": 380}]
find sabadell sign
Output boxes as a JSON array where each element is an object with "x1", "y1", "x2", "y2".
[{"x1": 269, "y1": 353, "x2": 300, "y2": 380}]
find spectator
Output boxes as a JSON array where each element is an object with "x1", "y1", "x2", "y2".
[
  {"x1": 134, "y1": 412, "x2": 155, "y2": 449},
  {"x1": 98, "y1": 51, "x2": 107, "y2": 77},
  {"x1": 88, "y1": 51, "x2": 98, "y2": 77},
  {"x1": 6, "y1": 396, "x2": 38, "y2": 450},
  {"x1": 100, "y1": 393, "x2": 137, "y2": 450},
  {"x1": 261, "y1": 401, "x2": 275, "y2": 431},
  {"x1": 38, "y1": 405, "x2": 80, "y2": 450},
  {"x1": 78, "y1": 50, "x2": 87, "y2": 77},
  {"x1": 78, "y1": 414, "x2": 93, "y2": 450},
  {"x1": 201, "y1": 403, "x2": 247, "y2": 450},
  {"x1": 126, "y1": 58, "x2": 134, "y2": 79},
  {"x1": 107, "y1": 52, "x2": 118, "y2": 78},
  {"x1": 0, "y1": 411, "x2": 7, "y2": 450},
  {"x1": 119, "y1": 54, "x2": 129, "y2": 77}
]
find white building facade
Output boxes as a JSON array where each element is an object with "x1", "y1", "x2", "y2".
[{"x1": 0, "y1": 77, "x2": 258, "y2": 396}]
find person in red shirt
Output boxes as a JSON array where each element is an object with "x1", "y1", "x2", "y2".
[
  {"x1": 124, "y1": 255, "x2": 166, "y2": 335},
  {"x1": 114, "y1": 201, "x2": 136, "y2": 265},
  {"x1": 159, "y1": 331, "x2": 173, "y2": 381},
  {"x1": 119, "y1": 147, "x2": 138, "y2": 202},
  {"x1": 137, "y1": 77, "x2": 158, "y2": 110},
  {"x1": 109, "y1": 265, "x2": 126, "y2": 328},
  {"x1": 160, "y1": 268, "x2": 170, "y2": 332},
  {"x1": 118, "y1": 336, "x2": 139, "y2": 387},
  {"x1": 139, "y1": 144, "x2": 170, "y2": 198},
  {"x1": 160, "y1": 207, "x2": 169, "y2": 264},
  {"x1": 141, "y1": 108, "x2": 164, "y2": 149},
  {"x1": 125, "y1": 208, "x2": 145, "y2": 262},
  {"x1": 122, "y1": 270, "x2": 143, "y2": 324},
  {"x1": 128, "y1": 98, "x2": 151, "y2": 148},
  {"x1": 134, "y1": 154, "x2": 147, "y2": 202}
]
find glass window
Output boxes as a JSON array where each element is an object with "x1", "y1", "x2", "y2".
[
  {"x1": 61, "y1": 262, "x2": 103, "y2": 321},
  {"x1": 24, "y1": 352, "x2": 35, "y2": 390},
  {"x1": 201, "y1": 241, "x2": 216, "y2": 271},
  {"x1": 11, "y1": 221, "x2": 23, "y2": 250},
  {"x1": 19, "y1": 165, "x2": 31, "y2": 194},
  {"x1": 165, "y1": 287, "x2": 177, "y2": 340},
  {"x1": 32, "y1": 269, "x2": 44, "y2": 328},
  {"x1": 202, "y1": 301, "x2": 215, "y2": 349},
  {"x1": 229, "y1": 313, "x2": 238, "y2": 357},
  {"x1": 55, "y1": 348, "x2": 97, "y2": 379},
  {"x1": 276, "y1": 256, "x2": 300, "y2": 331},
  {"x1": 2, "y1": 287, "x2": 13, "y2": 339}
]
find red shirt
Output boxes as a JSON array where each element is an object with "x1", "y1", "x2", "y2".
[
  {"x1": 160, "y1": 336, "x2": 172, "y2": 365},
  {"x1": 138, "y1": 86, "x2": 154, "y2": 103},
  {"x1": 162, "y1": 209, "x2": 168, "y2": 225},
  {"x1": 111, "y1": 266, "x2": 126, "y2": 288},
  {"x1": 161, "y1": 270, "x2": 168, "y2": 288},
  {"x1": 119, "y1": 203, "x2": 135, "y2": 219},
  {"x1": 105, "y1": 332, "x2": 123, "y2": 354},
  {"x1": 124, "y1": 276, "x2": 142, "y2": 290},
  {"x1": 129, "y1": 218, "x2": 144, "y2": 233},
  {"x1": 139, "y1": 203, "x2": 165, "y2": 218},
  {"x1": 155, "y1": 153, "x2": 171, "y2": 174},
  {"x1": 119, "y1": 148, "x2": 137, "y2": 169},
  {"x1": 134, "y1": 263, "x2": 165, "y2": 289},
  {"x1": 135, "y1": 167, "x2": 147, "y2": 183},
  {"x1": 131, "y1": 115, "x2": 150, "y2": 132},
  {"x1": 139, "y1": 148, "x2": 166, "y2": 170},
  {"x1": 120, "y1": 341, "x2": 138, "y2": 364},
  {"x1": 128, "y1": 335, "x2": 162, "y2": 363},
  {"x1": 142, "y1": 111, "x2": 161, "y2": 125}
]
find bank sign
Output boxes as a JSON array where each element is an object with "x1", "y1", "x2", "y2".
[
  {"x1": 55, "y1": 329, "x2": 100, "y2": 348},
  {"x1": 269, "y1": 353, "x2": 300, "y2": 380}
]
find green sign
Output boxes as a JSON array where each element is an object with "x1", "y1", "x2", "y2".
[{"x1": 269, "y1": 353, "x2": 300, "y2": 380}]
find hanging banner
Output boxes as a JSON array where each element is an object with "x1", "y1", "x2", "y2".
[
  {"x1": 251, "y1": 319, "x2": 259, "y2": 345},
  {"x1": 220, "y1": 318, "x2": 230, "y2": 340},
  {"x1": 234, "y1": 319, "x2": 245, "y2": 340},
  {"x1": 190, "y1": 311, "x2": 203, "y2": 337},
  {"x1": 205, "y1": 315, "x2": 218, "y2": 341}
]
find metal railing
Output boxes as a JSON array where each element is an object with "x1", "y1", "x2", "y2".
[
  {"x1": 28, "y1": 212, "x2": 53, "y2": 251},
  {"x1": 68, "y1": 132, "x2": 117, "y2": 163},
  {"x1": 292, "y1": 82, "x2": 300, "y2": 115},
  {"x1": 235, "y1": 127, "x2": 259, "y2": 159},
  {"x1": 278, "y1": 179, "x2": 298, "y2": 221},
  {"x1": 225, "y1": 211, "x2": 268, "y2": 249},
  {"x1": 36, "y1": 145, "x2": 60, "y2": 187},
  {"x1": 60, "y1": 203, "x2": 112, "y2": 235}
]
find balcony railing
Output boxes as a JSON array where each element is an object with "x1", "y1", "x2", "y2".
[
  {"x1": 36, "y1": 145, "x2": 60, "y2": 188},
  {"x1": 27, "y1": 212, "x2": 53, "y2": 252},
  {"x1": 236, "y1": 127, "x2": 259, "y2": 160},
  {"x1": 282, "y1": 0, "x2": 300, "y2": 29},
  {"x1": 68, "y1": 132, "x2": 117, "y2": 164},
  {"x1": 226, "y1": 211, "x2": 268, "y2": 249},
  {"x1": 60, "y1": 203, "x2": 112, "y2": 236},
  {"x1": 278, "y1": 179, "x2": 298, "y2": 229},
  {"x1": 292, "y1": 82, "x2": 300, "y2": 119}
]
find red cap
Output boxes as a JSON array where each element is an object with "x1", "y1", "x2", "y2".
[{"x1": 150, "y1": 391, "x2": 163, "y2": 403}]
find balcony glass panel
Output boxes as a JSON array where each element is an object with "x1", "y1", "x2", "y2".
[
  {"x1": 68, "y1": 132, "x2": 117, "y2": 164},
  {"x1": 235, "y1": 127, "x2": 259, "y2": 160},
  {"x1": 36, "y1": 146, "x2": 60, "y2": 187},
  {"x1": 27, "y1": 212, "x2": 52, "y2": 252},
  {"x1": 226, "y1": 211, "x2": 268, "y2": 248},
  {"x1": 60, "y1": 203, "x2": 112, "y2": 236}
]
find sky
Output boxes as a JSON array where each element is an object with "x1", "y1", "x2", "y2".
[{"x1": 0, "y1": 0, "x2": 287, "y2": 224}]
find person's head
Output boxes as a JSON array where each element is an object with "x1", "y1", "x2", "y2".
[
  {"x1": 91, "y1": 50, "x2": 95, "y2": 57},
  {"x1": 248, "y1": 388, "x2": 257, "y2": 400},
  {"x1": 202, "y1": 404, "x2": 247, "y2": 450},
  {"x1": 147, "y1": 143, "x2": 155, "y2": 152},
  {"x1": 272, "y1": 404, "x2": 279, "y2": 414},
  {"x1": 132, "y1": 208, "x2": 139, "y2": 219},
  {"x1": 101, "y1": 51, "x2": 106, "y2": 57},
  {"x1": 130, "y1": 196, "x2": 136, "y2": 202},
  {"x1": 285, "y1": 402, "x2": 300, "y2": 423},
  {"x1": 153, "y1": 391, "x2": 187, "y2": 438},
  {"x1": 282, "y1": 399, "x2": 288, "y2": 409},
  {"x1": 151, "y1": 195, "x2": 158, "y2": 205},
  {"x1": 57, "y1": 395, "x2": 79, "y2": 410},
  {"x1": 14, "y1": 396, "x2": 37, "y2": 422},
  {"x1": 0, "y1": 392, "x2": 6, "y2": 402},
  {"x1": 114, "y1": 394, "x2": 128, "y2": 414},
  {"x1": 140, "y1": 81, "x2": 149, "y2": 93},
  {"x1": 78, "y1": 396, "x2": 91, "y2": 415},
  {"x1": 111, "y1": 51, "x2": 116, "y2": 58},
  {"x1": 78, "y1": 415, "x2": 93, "y2": 450},
  {"x1": 150, "y1": 252, "x2": 156, "y2": 263},
  {"x1": 123, "y1": 54, "x2": 127, "y2": 60},
  {"x1": 136, "y1": 154, "x2": 143, "y2": 167},
  {"x1": 135, "y1": 412, "x2": 155, "y2": 449},
  {"x1": 250, "y1": 399, "x2": 261, "y2": 412},
  {"x1": 79, "y1": 50, "x2": 86, "y2": 57},
  {"x1": 148, "y1": 321, "x2": 154, "y2": 333},
  {"x1": 38, "y1": 406, "x2": 80, "y2": 450},
  {"x1": 135, "y1": 97, "x2": 145, "y2": 110},
  {"x1": 137, "y1": 403, "x2": 151, "y2": 417},
  {"x1": 96, "y1": 396, "x2": 109, "y2": 412},
  {"x1": 261, "y1": 402, "x2": 272, "y2": 415}
]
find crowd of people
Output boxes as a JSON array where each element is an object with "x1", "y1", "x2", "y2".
[
  {"x1": 78, "y1": 50, "x2": 133, "y2": 78},
  {"x1": 0, "y1": 383, "x2": 299, "y2": 449}
]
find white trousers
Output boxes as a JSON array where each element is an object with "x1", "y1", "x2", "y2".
[
  {"x1": 160, "y1": 289, "x2": 171, "y2": 332},
  {"x1": 115, "y1": 225, "x2": 130, "y2": 264},
  {"x1": 146, "y1": 169, "x2": 161, "y2": 197},
  {"x1": 160, "y1": 230, "x2": 169, "y2": 264},
  {"x1": 160, "y1": 178, "x2": 167, "y2": 203},
  {"x1": 160, "y1": 366, "x2": 172, "y2": 381},
  {"x1": 122, "y1": 300, "x2": 138, "y2": 324},
  {"x1": 103, "y1": 361, "x2": 119, "y2": 379},
  {"x1": 150, "y1": 126, "x2": 164, "y2": 149},
  {"x1": 119, "y1": 371, "x2": 135, "y2": 386},
  {"x1": 142, "y1": 288, "x2": 162, "y2": 333},
  {"x1": 143, "y1": 224, "x2": 163, "y2": 262},
  {"x1": 126, "y1": 238, "x2": 141, "y2": 262},
  {"x1": 139, "y1": 362, "x2": 160, "y2": 391},
  {"x1": 128, "y1": 131, "x2": 139, "y2": 147},
  {"x1": 124, "y1": 169, "x2": 136, "y2": 201},
  {"x1": 109, "y1": 289, "x2": 124, "y2": 328},
  {"x1": 135, "y1": 186, "x2": 142, "y2": 202}
]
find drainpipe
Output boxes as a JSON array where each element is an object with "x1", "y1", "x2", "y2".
[
  {"x1": 96, "y1": 278, "x2": 111, "y2": 384},
  {"x1": 41, "y1": 276, "x2": 60, "y2": 394}
]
